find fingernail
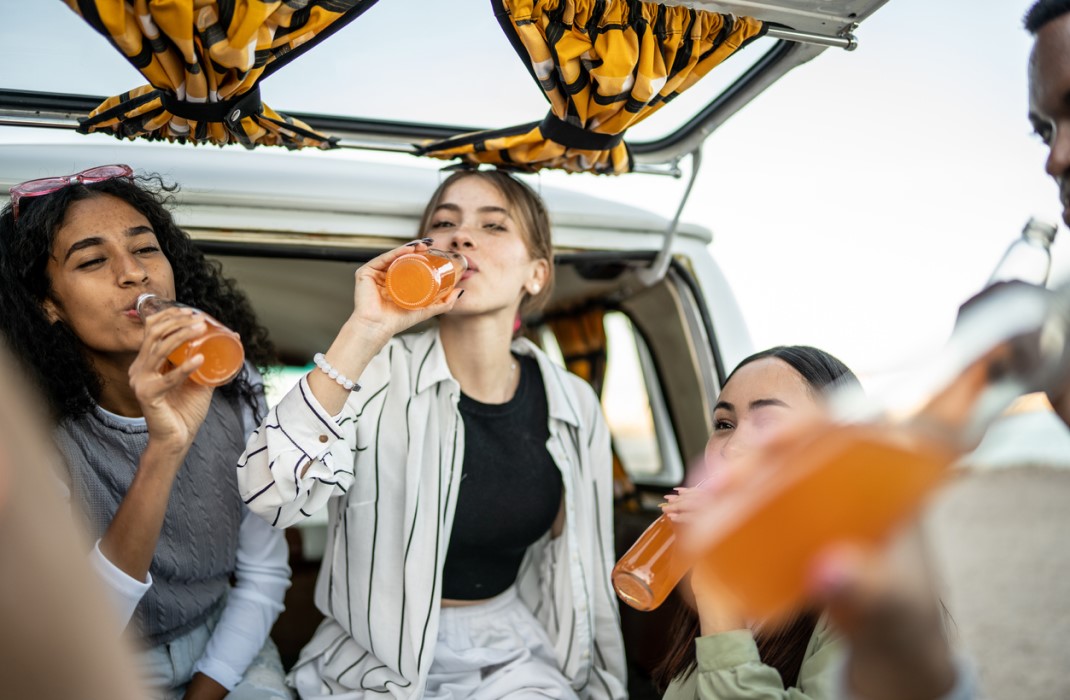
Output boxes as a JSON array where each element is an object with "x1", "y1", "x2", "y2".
[
  {"x1": 457, "y1": 290, "x2": 465, "y2": 298},
  {"x1": 405, "y1": 239, "x2": 422, "y2": 247},
  {"x1": 422, "y1": 237, "x2": 433, "y2": 243},
  {"x1": 663, "y1": 494, "x2": 678, "y2": 502}
]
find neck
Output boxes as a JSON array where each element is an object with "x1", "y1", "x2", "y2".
[
  {"x1": 90, "y1": 353, "x2": 143, "y2": 418},
  {"x1": 439, "y1": 311, "x2": 520, "y2": 404}
]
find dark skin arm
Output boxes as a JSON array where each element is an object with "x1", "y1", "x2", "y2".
[
  {"x1": 181, "y1": 673, "x2": 228, "y2": 700},
  {"x1": 99, "y1": 307, "x2": 213, "y2": 582}
]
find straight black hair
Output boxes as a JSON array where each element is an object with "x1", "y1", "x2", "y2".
[{"x1": 653, "y1": 345, "x2": 859, "y2": 692}]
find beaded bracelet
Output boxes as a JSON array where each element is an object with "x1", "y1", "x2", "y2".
[{"x1": 313, "y1": 353, "x2": 362, "y2": 392}]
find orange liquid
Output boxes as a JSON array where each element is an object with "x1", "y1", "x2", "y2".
[
  {"x1": 613, "y1": 513, "x2": 693, "y2": 611},
  {"x1": 386, "y1": 250, "x2": 463, "y2": 310},
  {"x1": 167, "y1": 316, "x2": 244, "y2": 387},
  {"x1": 699, "y1": 424, "x2": 957, "y2": 621}
]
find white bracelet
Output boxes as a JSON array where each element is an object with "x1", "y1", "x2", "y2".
[{"x1": 313, "y1": 353, "x2": 361, "y2": 392}]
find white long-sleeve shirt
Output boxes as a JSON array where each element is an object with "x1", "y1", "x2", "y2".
[
  {"x1": 237, "y1": 329, "x2": 628, "y2": 699},
  {"x1": 77, "y1": 382, "x2": 291, "y2": 691},
  {"x1": 88, "y1": 508, "x2": 290, "y2": 689}
]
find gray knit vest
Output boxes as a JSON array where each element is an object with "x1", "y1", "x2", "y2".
[{"x1": 55, "y1": 393, "x2": 245, "y2": 646}]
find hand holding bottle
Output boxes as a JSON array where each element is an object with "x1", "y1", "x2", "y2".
[
  {"x1": 347, "y1": 240, "x2": 464, "y2": 345},
  {"x1": 136, "y1": 294, "x2": 244, "y2": 387},
  {"x1": 308, "y1": 241, "x2": 465, "y2": 416},
  {"x1": 128, "y1": 304, "x2": 215, "y2": 453}
]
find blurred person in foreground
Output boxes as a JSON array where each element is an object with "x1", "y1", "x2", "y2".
[
  {"x1": 0, "y1": 340, "x2": 143, "y2": 699},
  {"x1": 728, "y1": 4, "x2": 1070, "y2": 698},
  {"x1": 1031, "y1": 0, "x2": 1070, "y2": 429}
]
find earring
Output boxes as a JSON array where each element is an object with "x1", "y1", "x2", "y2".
[{"x1": 530, "y1": 284, "x2": 541, "y2": 294}]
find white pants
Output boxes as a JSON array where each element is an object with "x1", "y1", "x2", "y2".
[{"x1": 424, "y1": 587, "x2": 578, "y2": 699}]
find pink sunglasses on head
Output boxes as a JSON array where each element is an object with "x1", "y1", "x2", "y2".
[{"x1": 10, "y1": 164, "x2": 133, "y2": 222}]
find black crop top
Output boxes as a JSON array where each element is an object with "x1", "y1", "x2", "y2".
[{"x1": 441, "y1": 354, "x2": 563, "y2": 600}]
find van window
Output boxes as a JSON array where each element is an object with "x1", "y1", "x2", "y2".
[
  {"x1": 602, "y1": 311, "x2": 684, "y2": 487},
  {"x1": 263, "y1": 365, "x2": 310, "y2": 409}
]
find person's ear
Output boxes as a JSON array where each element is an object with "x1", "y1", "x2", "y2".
[
  {"x1": 526, "y1": 258, "x2": 550, "y2": 296},
  {"x1": 40, "y1": 298, "x2": 63, "y2": 324}
]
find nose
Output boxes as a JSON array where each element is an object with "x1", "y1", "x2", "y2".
[
  {"x1": 705, "y1": 432, "x2": 744, "y2": 473},
  {"x1": 115, "y1": 252, "x2": 149, "y2": 287},
  {"x1": 1046, "y1": 121, "x2": 1070, "y2": 182},
  {"x1": 445, "y1": 227, "x2": 476, "y2": 250}
]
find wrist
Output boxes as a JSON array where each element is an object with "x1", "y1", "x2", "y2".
[
  {"x1": 142, "y1": 434, "x2": 193, "y2": 465},
  {"x1": 339, "y1": 315, "x2": 392, "y2": 353}
]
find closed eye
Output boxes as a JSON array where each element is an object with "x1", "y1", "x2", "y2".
[
  {"x1": 483, "y1": 221, "x2": 507, "y2": 232},
  {"x1": 1031, "y1": 117, "x2": 1053, "y2": 146},
  {"x1": 713, "y1": 419, "x2": 734, "y2": 431},
  {"x1": 76, "y1": 257, "x2": 105, "y2": 269},
  {"x1": 430, "y1": 220, "x2": 455, "y2": 229}
]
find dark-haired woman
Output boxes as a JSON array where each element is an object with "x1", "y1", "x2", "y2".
[
  {"x1": 237, "y1": 170, "x2": 627, "y2": 699},
  {"x1": 0, "y1": 166, "x2": 291, "y2": 700},
  {"x1": 656, "y1": 346, "x2": 861, "y2": 699}
]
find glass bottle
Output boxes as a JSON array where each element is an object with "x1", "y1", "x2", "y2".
[
  {"x1": 614, "y1": 280, "x2": 1070, "y2": 617},
  {"x1": 136, "y1": 294, "x2": 245, "y2": 387},
  {"x1": 987, "y1": 217, "x2": 1058, "y2": 287},
  {"x1": 385, "y1": 249, "x2": 467, "y2": 310}
]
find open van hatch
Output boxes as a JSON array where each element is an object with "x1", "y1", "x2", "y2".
[{"x1": 0, "y1": 0, "x2": 889, "y2": 170}]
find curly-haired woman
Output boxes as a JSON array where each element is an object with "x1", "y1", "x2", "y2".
[{"x1": 0, "y1": 165, "x2": 291, "y2": 700}]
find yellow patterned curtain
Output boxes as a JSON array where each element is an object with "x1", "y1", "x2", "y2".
[
  {"x1": 419, "y1": 0, "x2": 764, "y2": 174},
  {"x1": 62, "y1": 0, "x2": 378, "y2": 149}
]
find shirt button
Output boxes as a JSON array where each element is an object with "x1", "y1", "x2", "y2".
[
  {"x1": 581, "y1": 650, "x2": 590, "y2": 660},
  {"x1": 319, "y1": 435, "x2": 329, "y2": 443}
]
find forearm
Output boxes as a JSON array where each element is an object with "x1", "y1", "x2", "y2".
[
  {"x1": 309, "y1": 316, "x2": 389, "y2": 415},
  {"x1": 99, "y1": 439, "x2": 188, "y2": 582}
]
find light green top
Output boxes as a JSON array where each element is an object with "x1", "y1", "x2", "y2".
[{"x1": 662, "y1": 616, "x2": 842, "y2": 700}]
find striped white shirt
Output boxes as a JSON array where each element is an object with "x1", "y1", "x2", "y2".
[{"x1": 237, "y1": 329, "x2": 628, "y2": 699}]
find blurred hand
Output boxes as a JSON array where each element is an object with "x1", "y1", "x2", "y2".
[{"x1": 810, "y1": 543, "x2": 957, "y2": 700}]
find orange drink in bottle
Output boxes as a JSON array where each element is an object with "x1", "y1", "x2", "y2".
[
  {"x1": 136, "y1": 294, "x2": 245, "y2": 387},
  {"x1": 385, "y1": 249, "x2": 467, "y2": 310},
  {"x1": 612, "y1": 513, "x2": 691, "y2": 611}
]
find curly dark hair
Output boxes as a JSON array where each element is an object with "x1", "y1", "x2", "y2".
[
  {"x1": 1025, "y1": 0, "x2": 1070, "y2": 34},
  {"x1": 0, "y1": 172, "x2": 275, "y2": 421}
]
